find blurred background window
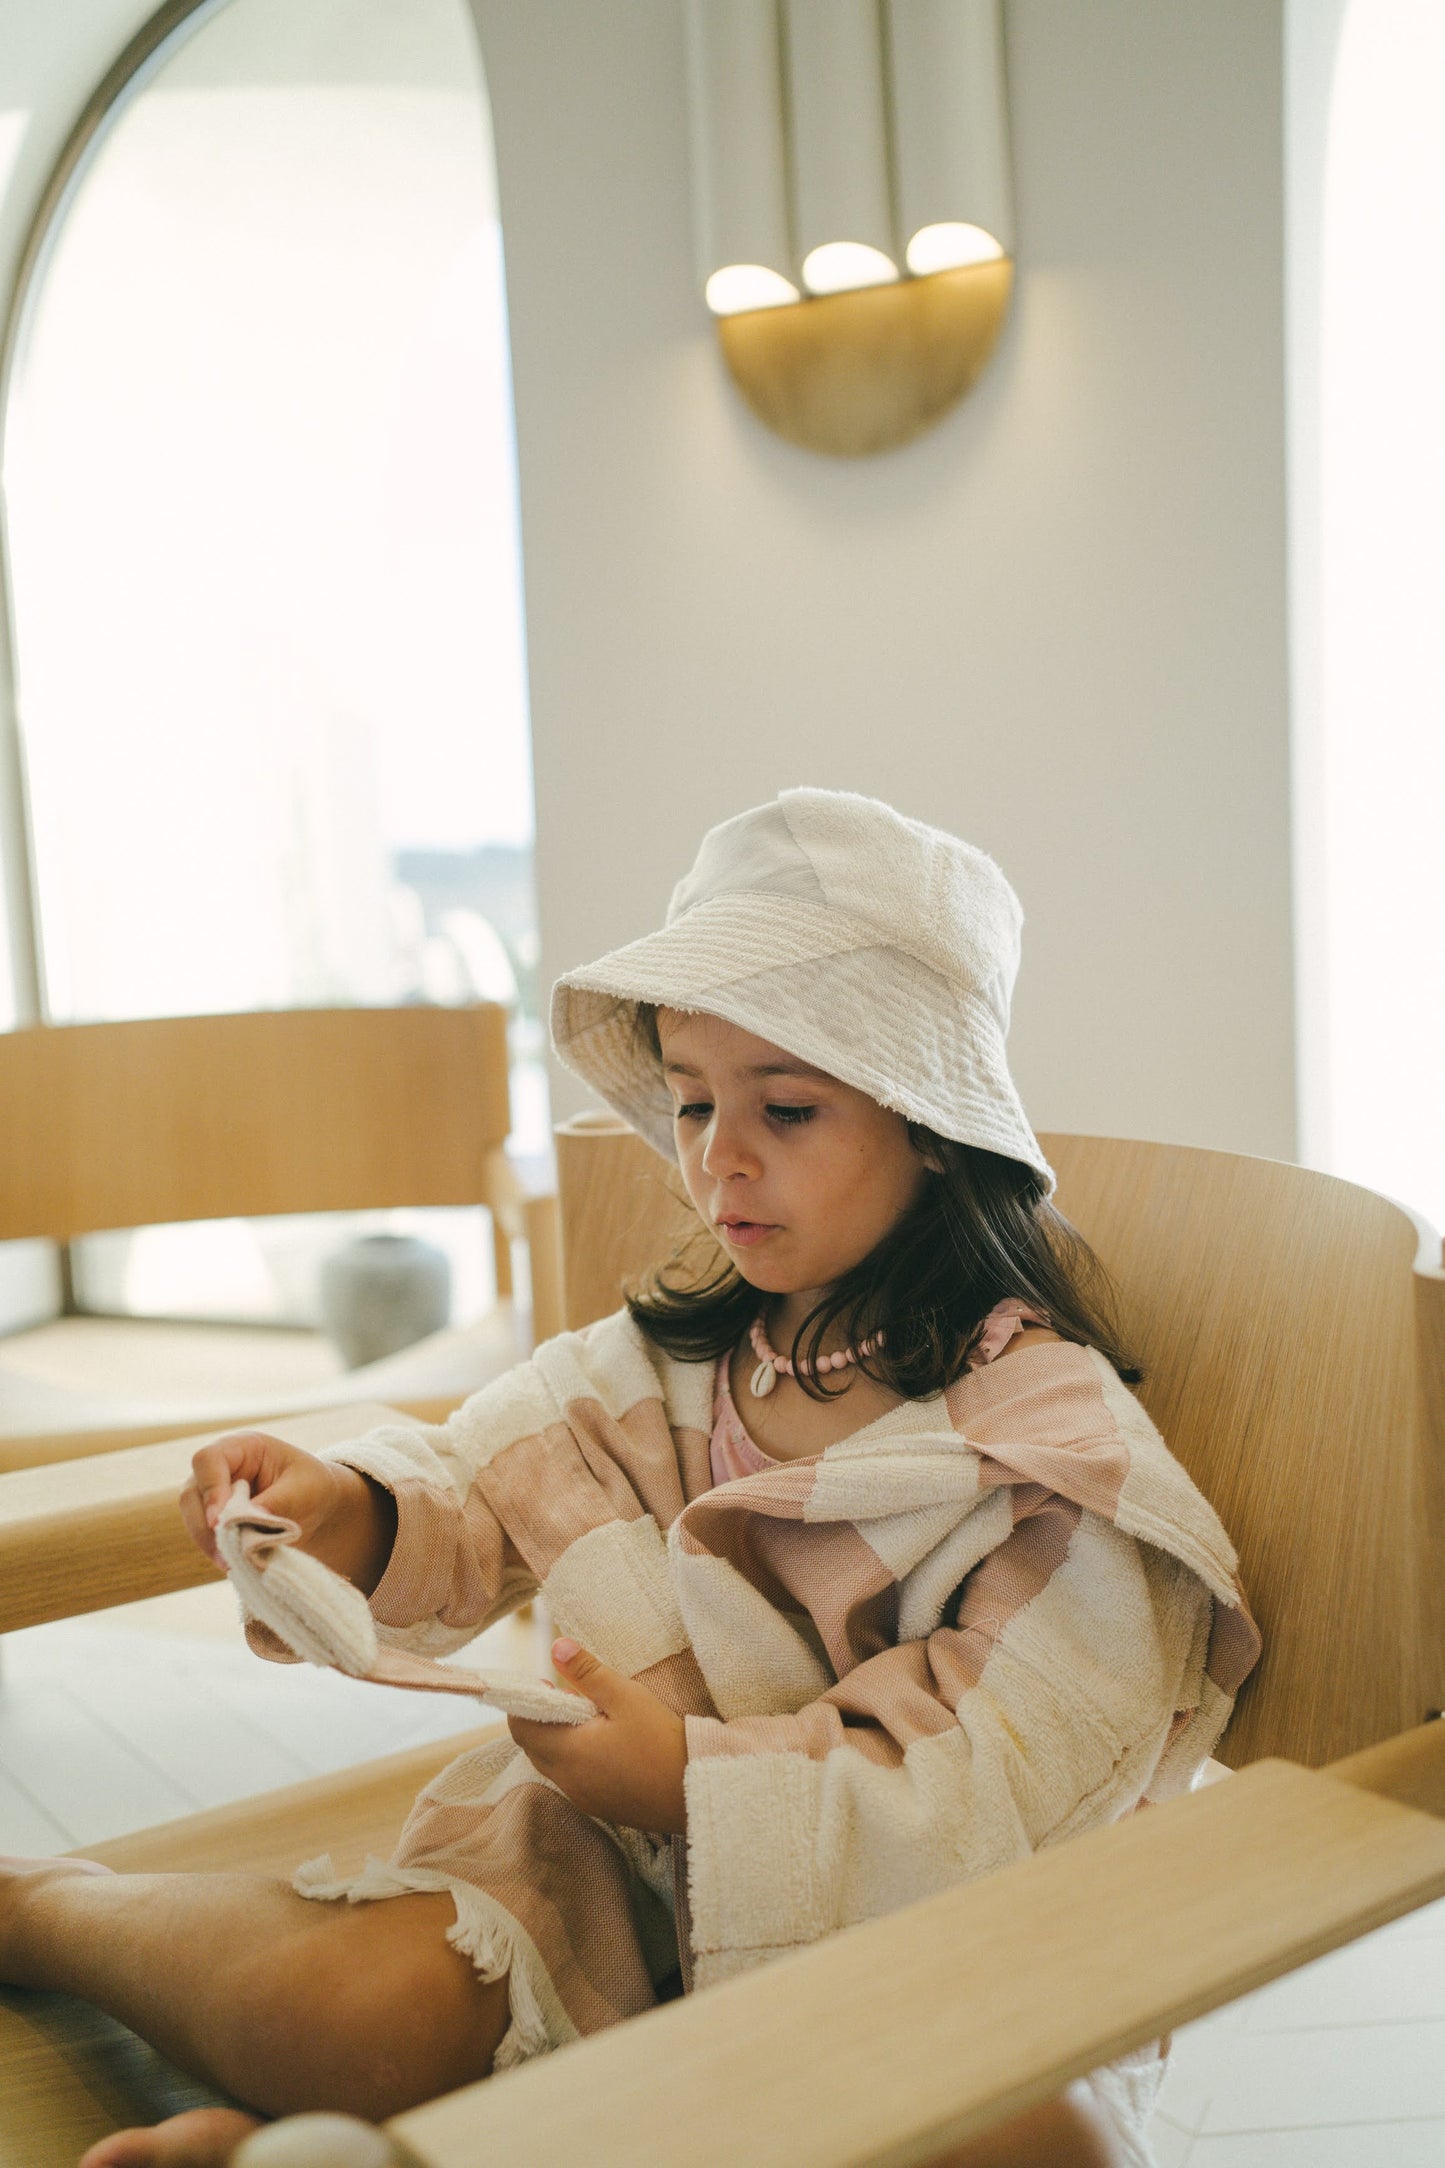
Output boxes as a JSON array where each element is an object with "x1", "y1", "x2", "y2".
[{"x1": 0, "y1": 0, "x2": 543, "y2": 1332}]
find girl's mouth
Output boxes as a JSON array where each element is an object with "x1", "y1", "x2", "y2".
[{"x1": 716, "y1": 1218, "x2": 779, "y2": 1247}]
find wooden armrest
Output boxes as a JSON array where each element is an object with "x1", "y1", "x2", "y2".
[
  {"x1": 0, "y1": 1398, "x2": 466, "y2": 1477},
  {"x1": 522, "y1": 1191, "x2": 563, "y2": 1345},
  {"x1": 0, "y1": 1402, "x2": 421, "y2": 1633},
  {"x1": 375, "y1": 1744, "x2": 1445, "y2": 2168},
  {"x1": 482, "y1": 1146, "x2": 557, "y2": 1232},
  {"x1": 483, "y1": 1148, "x2": 562, "y2": 1344}
]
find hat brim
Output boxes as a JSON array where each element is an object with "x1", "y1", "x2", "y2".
[{"x1": 551, "y1": 894, "x2": 1054, "y2": 1191}]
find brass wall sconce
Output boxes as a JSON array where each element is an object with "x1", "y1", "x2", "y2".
[{"x1": 686, "y1": 0, "x2": 1014, "y2": 456}]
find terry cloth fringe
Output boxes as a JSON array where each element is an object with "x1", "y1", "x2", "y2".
[{"x1": 1085, "y1": 2043, "x2": 1168, "y2": 2166}]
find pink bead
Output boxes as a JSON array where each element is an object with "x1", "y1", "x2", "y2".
[{"x1": 748, "y1": 1314, "x2": 884, "y2": 1382}]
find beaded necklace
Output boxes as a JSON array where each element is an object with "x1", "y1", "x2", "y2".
[{"x1": 747, "y1": 1315, "x2": 882, "y2": 1399}]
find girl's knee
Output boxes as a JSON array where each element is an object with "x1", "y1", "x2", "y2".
[{"x1": 221, "y1": 1893, "x2": 507, "y2": 2119}]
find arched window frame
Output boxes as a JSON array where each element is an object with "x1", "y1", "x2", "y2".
[
  {"x1": 0, "y1": 0, "x2": 234, "y2": 1027},
  {"x1": 0, "y1": 0, "x2": 541, "y2": 1336}
]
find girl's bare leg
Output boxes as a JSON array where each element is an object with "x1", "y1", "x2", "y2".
[
  {"x1": 0, "y1": 1856, "x2": 510, "y2": 2122},
  {"x1": 6, "y1": 1861, "x2": 1122, "y2": 2168}
]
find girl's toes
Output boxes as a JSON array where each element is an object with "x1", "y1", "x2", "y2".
[{"x1": 78, "y1": 2107, "x2": 264, "y2": 2168}]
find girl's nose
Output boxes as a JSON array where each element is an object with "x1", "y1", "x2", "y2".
[{"x1": 701, "y1": 1116, "x2": 760, "y2": 1182}]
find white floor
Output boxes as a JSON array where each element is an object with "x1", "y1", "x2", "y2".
[
  {"x1": 0, "y1": 1579, "x2": 546, "y2": 1853},
  {"x1": 2, "y1": 1586, "x2": 1442, "y2": 2165},
  {"x1": 1150, "y1": 1903, "x2": 1445, "y2": 2166}
]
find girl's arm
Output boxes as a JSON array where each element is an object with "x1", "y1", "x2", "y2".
[{"x1": 303, "y1": 1316, "x2": 693, "y2": 1658}]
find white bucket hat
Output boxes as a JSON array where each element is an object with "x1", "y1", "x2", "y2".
[{"x1": 550, "y1": 787, "x2": 1054, "y2": 1191}]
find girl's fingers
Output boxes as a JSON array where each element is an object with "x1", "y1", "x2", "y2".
[
  {"x1": 177, "y1": 1478, "x2": 219, "y2": 1564},
  {"x1": 190, "y1": 1441, "x2": 249, "y2": 1524},
  {"x1": 190, "y1": 1432, "x2": 289, "y2": 1526},
  {"x1": 550, "y1": 1639, "x2": 618, "y2": 1708},
  {"x1": 188, "y1": 1450, "x2": 230, "y2": 1526}
]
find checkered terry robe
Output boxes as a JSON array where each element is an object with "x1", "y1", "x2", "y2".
[{"x1": 260, "y1": 1308, "x2": 1260, "y2": 2153}]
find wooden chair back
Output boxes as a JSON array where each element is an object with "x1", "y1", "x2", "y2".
[
  {"x1": 0, "y1": 1006, "x2": 512, "y2": 1241},
  {"x1": 555, "y1": 1114, "x2": 1445, "y2": 1771}
]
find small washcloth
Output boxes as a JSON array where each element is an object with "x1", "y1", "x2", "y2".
[{"x1": 214, "y1": 1482, "x2": 595, "y2": 1724}]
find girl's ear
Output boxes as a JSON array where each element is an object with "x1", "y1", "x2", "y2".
[{"x1": 906, "y1": 1121, "x2": 948, "y2": 1176}]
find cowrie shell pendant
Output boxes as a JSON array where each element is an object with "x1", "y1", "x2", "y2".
[{"x1": 750, "y1": 1359, "x2": 778, "y2": 1399}]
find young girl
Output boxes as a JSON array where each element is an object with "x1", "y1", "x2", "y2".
[{"x1": 1, "y1": 789, "x2": 1260, "y2": 2168}]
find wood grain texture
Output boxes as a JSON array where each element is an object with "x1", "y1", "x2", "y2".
[
  {"x1": 555, "y1": 1121, "x2": 1445, "y2": 1770},
  {"x1": 716, "y1": 260, "x2": 1013, "y2": 458},
  {"x1": 1038, "y1": 1134, "x2": 1443, "y2": 1769},
  {"x1": 523, "y1": 1190, "x2": 564, "y2": 1347},
  {"x1": 555, "y1": 1112, "x2": 709, "y2": 1333},
  {"x1": 1331, "y1": 1718, "x2": 1445, "y2": 1818},
  {"x1": 1414, "y1": 1238, "x2": 1445, "y2": 1720},
  {"x1": 0, "y1": 1005, "x2": 553, "y2": 1470},
  {"x1": 392, "y1": 1759, "x2": 1445, "y2": 2168},
  {"x1": 0, "y1": 1006, "x2": 511, "y2": 1240},
  {"x1": 0, "y1": 1403, "x2": 419, "y2": 1633},
  {"x1": 0, "y1": 1731, "x2": 498, "y2": 2168},
  {"x1": 0, "y1": 1396, "x2": 466, "y2": 1476},
  {"x1": 0, "y1": 1414, "x2": 271, "y2": 1473}
]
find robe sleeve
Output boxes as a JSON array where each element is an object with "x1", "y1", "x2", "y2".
[
  {"x1": 322, "y1": 1410, "x2": 538, "y2": 1651},
  {"x1": 290, "y1": 1314, "x2": 695, "y2": 1661},
  {"x1": 680, "y1": 1498, "x2": 1221, "y2": 1973}
]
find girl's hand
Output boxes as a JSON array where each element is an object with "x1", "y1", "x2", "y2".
[
  {"x1": 179, "y1": 1431, "x2": 396, "y2": 1594},
  {"x1": 508, "y1": 1641, "x2": 689, "y2": 1835}
]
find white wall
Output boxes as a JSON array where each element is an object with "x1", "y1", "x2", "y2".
[
  {"x1": 1284, "y1": 0, "x2": 1349, "y2": 1179},
  {"x1": 473, "y1": 0, "x2": 1295, "y2": 1159},
  {"x1": 1, "y1": 0, "x2": 1297, "y2": 1165}
]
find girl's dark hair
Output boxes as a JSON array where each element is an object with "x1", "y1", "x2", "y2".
[{"x1": 624, "y1": 1006, "x2": 1141, "y2": 1397}]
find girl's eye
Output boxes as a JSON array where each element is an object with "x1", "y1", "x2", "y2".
[{"x1": 671, "y1": 1100, "x2": 815, "y2": 1126}]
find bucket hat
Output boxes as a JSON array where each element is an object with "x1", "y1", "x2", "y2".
[{"x1": 550, "y1": 787, "x2": 1053, "y2": 1190}]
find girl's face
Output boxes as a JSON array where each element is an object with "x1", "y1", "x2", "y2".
[{"x1": 657, "y1": 1008, "x2": 930, "y2": 1307}]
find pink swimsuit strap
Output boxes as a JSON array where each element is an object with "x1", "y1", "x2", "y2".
[{"x1": 966, "y1": 1297, "x2": 1049, "y2": 1369}]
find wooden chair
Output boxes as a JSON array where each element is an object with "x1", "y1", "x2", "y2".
[
  {"x1": 0, "y1": 1007, "x2": 564, "y2": 1475},
  {"x1": 2, "y1": 1117, "x2": 1443, "y2": 2167}
]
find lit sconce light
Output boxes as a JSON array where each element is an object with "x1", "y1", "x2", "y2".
[
  {"x1": 686, "y1": 1, "x2": 799, "y2": 318},
  {"x1": 905, "y1": 223, "x2": 1005, "y2": 274},
  {"x1": 801, "y1": 241, "x2": 899, "y2": 295},
  {"x1": 784, "y1": 0, "x2": 900, "y2": 296},
  {"x1": 889, "y1": 0, "x2": 1013, "y2": 272},
  {"x1": 704, "y1": 264, "x2": 798, "y2": 314},
  {"x1": 685, "y1": 0, "x2": 1016, "y2": 456}
]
